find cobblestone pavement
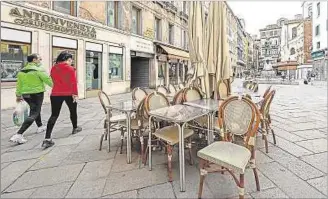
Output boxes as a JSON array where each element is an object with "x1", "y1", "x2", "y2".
[{"x1": 1, "y1": 81, "x2": 327, "y2": 198}]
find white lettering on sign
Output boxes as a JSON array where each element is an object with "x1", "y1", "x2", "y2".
[{"x1": 130, "y1": 36, "x2": 154, "y2": 54}]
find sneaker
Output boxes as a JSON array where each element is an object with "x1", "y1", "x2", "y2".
[
  {"x1": 41, "y1": 140, "x2": 55, "y2": 148},
  {"x1": 72, "y1": 126, "x2": 82, "y2": 134},
  {"x1": 9, "y1": 134, "x2": 27, "y2": 144},
  {"x1": 36, "y1": 126, "x2": 47, "y2": 133}
]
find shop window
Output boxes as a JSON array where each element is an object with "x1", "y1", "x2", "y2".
[
  {"x1": 107, "y1": 1, "x2": 121, "y2": 29},
  {"x1": 132, "y1": 7, "x2": 141, "y2": 35},
  {"x1": 108, "y1": 53, "x2": 123, "y2": 80},
  {"x1": 1, "y1": 41, "x2": 31, "y2": 82},
  {"x1": 52, "y1": 47, "x2": 77, "y2": 67},
  {"x1": 53, "y1": 1, "x2": 77, "y2": 16}
]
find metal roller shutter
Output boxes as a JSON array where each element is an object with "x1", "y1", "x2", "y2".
[{"x1": 131, "y1": 57, "x2": 150, "y2": 88}]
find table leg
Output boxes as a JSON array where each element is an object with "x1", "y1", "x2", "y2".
[
  {"x1": 209, "y1": 112, "x2": 215, "y2": 144},
  {"x1": 178, "y1": 123, "x2": 186, "y2": 192},
  {"x1": 148, "y1": 116, "x2": 153, "y2": 171},
  {"x1": 126, "y1": 112, "x2": 132, "y2": 164}
]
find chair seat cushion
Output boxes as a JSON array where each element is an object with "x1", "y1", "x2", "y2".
[
  {"x1": 197, "y1": 141, "x2": 251, "y2": 174},
  {"x1": 111, "y1": 114, "x2": 127, "y2": 122},
  {"x1": 153, "y1": 126, "x2": 194, "y2": 145}
]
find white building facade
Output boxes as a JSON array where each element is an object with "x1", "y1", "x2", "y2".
[{"x1": 311, "y1": 1, "x2": 328, "y2": 80}]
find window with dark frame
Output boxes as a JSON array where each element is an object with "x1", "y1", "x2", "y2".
[
  {"x1": 317, "y1": 2, "x2": 320, "y2": 17},
  {"x1": 107, "y1": 1, "x2": 120, "y2": 28},
  {"x1": 169, "y1": 24, "x2": 174, "y2": 45},
  {"x1": 154, "y1": 17, "x2": 162, "y2": 41},
  {"x1": 53, "y1": 1, "x2": 77, "y2": 16},
  {"x1": 315, "y1": 25, "x2": 320, "y2": 36},
  {"x1": 132, "y1": 6, "x2": 141, "y2": 35},
  {"x1": 317, "y1": 42, "x2": 320, "y2": 49},
  {"x1": 292, "y1": 27, "x2": 297, "y2": 39}
]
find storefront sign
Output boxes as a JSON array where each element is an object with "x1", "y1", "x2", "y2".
[
  {"x1": 9, "y1": 7, "x2": 96, "y2": 39},
  {"x1": 311, "y1": 50, "x2": 325, "y2": 60},
  {"x1": 130, "y1": 36, "x2": 154, "y2": 54}
]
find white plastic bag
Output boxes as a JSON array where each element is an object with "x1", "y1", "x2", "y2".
[{"x1": 12, "y1": 101, "x2": 30, "y2": 127}]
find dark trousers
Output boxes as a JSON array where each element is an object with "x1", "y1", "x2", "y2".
[
  {"x1": 17, "y1": 92, "x2": 44, "y2": 135},
  {"x1": 45, "y1": 96, "x2": 77, "y2": 139}
]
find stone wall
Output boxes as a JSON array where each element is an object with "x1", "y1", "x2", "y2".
[{"x1": 79, "y1": 1, "x2": 106, "y2": 25}]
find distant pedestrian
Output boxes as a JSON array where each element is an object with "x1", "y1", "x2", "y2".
[
  {"x1": 43, "y1": 51, "x2": 82, "y2": 148},
  {"x1": 10, "y1": 54, "x2": 53, "y2": 144}
]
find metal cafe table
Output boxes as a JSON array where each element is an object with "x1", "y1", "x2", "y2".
[
  {"x1": 183, "y1": 99, "x2": 223, "y2": 144},
  {"x1": 107, "y1": 100, "x2": 138, "y2": 164},
  {"x1": 148, "y1": 105, "x2": 209, "y2": 192}
]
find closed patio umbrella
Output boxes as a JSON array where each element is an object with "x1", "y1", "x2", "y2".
[
  {"x1": 188, "y1": 1, "x2": 210, "y2": 97},
  {"x1": 205, "y1": 2, "x2": 232, "y2": 99}
]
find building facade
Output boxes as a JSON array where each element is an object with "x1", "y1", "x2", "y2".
[
  {"x1": 311, "y1": 1, "x2": 328, "y2": 80},
  {"x1": 1, "y1": 1, "x2": 190, "y2": 109},
  {"x1": 226, "y1": 4, "x2": 237, "y2": 76},
  {"x1": 236, "y1": 18, "x2": 246, "y2": 77},
  {"x1": 246, "y1": 33, "x2": 254, "y2": 72},
  {"x1": 252, "y1": 35, "x2": 261, "y2": 73},
  {"x1": 259, "y1": 23, "x2": 281, "y2": 72}
]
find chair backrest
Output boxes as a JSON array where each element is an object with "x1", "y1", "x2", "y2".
[
  {"x1": 132, "y1": 87, "x2": 147, "y2": 102},
  {"x1": 218, "y1": 96, "x2": 260, "y2": 148},
  {"x1": 144, "y1": 91, "x2": 170, "y2": 115},
  {"x1": 179, "y1": 83, "x2": 185, "y2": 89},
  {"x1": 135, "y1": 98, "x2": 148, "y2": 125},
  {"x1": 98, "y1": 90, "x2": 111, "y2": 115},
  {"x1": 156, "y1": 85, "x2": 168, "y2": 95},
  {"x1": 168, "y1": 84, "x2": 177, "y2": 94},
  {"x1": 263, "y1": 85, "x2": 272, "y2": 98},
  {"x1": 252, "y1": 83, "x2": 259, "y2": 92},
  {"x1": 172, "y1": 88, "x2": 185, "y2": 105},
  {"x1": 217, "y1": 80, "x2": 229, "y2": 100},
  {"x1": 260, "y1": 89, "x2": 276, "y2": 119},
  {"x1": 183, "y1": 86, "x2": 203, "y2": 102}
]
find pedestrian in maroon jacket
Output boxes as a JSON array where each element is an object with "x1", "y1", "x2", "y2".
[{"x1": 43, "y1": 51, "x2": 82, "y2": 148}]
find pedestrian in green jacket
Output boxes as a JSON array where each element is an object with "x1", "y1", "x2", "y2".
[{"x1": 10, "y1": 54, "x2": 53, "y2": 144}]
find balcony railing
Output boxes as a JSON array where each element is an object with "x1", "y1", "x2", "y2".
[{"x1": 164, "y1": 2, "x2": 177, "y2": 13}]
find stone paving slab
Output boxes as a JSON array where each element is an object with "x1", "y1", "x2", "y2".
[{"x1": 1, "y1": 81, "x2": 327, "y2": 198}]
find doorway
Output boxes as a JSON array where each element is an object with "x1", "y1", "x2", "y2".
[
  {"x1": 130, "y1": 57, "x2": 150, "y2": 89},
  {"x1": 86, "y1": 50, "x2": 102, "y2": 97}
]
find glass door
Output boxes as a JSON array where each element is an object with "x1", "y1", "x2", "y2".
[{"x1": 86, "y1": 51, "x2": 102, "y2": 96}]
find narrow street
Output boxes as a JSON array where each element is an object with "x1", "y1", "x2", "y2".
[{"x1": 1, "y1": 81, "x2": 327, "y2": 198}]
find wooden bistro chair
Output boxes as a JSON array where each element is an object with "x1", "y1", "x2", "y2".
[
  {"x1": 259, "y1": 89, "x2": 277, "y2": 153},
  {"x1": 198, "y1": 96, "x2": 261, "y2": 199},
  {"x1": 217, "y1": 79, "x2": 230, "y2": 100},
  {"x1": 98, "y1": 91, "x2": 126, "y2": 152},
  {"x1": 168, "y1": 84, "x2": 177, "y2": 96},
  {"x1": 172, "y1": 88, "x2": 186, "y2": 105},
  {"x1": 156, "y1": 85, "x2": 169, "y2": 96},
  {"x1": 179, "y1": 82, "x2": 185, "y2": 90},
  {"x1": 132, "y1": 87, "x2": 147, "y2": 103},
  {"x1": 144, "y1": 91, "x2": 194, "y2": 182}
]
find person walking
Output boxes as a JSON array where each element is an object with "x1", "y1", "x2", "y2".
[
  {"x1": 42, "y1": 51, "x2": 82, "y2": 148},
  {"x1": 10, "y1": 54, "x2": 53, "y2": 144}
]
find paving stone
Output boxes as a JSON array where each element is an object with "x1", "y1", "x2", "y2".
[
  {"x1": 300, "y1": 153, "x2": 327, "y2": 173},
  {"x1": 291, "y1": 129, "x2": 326, "y2": 139},
  {"x1": 1, "y1": 189, "x2": 36, "y2": 198},
  {"x1": 30, "y1": 182, "x2": 73, "y2": 198},
  {"x1": 273, "y1": 128, "x2": 306, "y2": 142},
  {"x1": 74, "y1": 135, "x2": 106, "y2": 152},
  {"x1": 1, "y1": 147, "x2": 52, "y2": 163},
  {"x1": 307, "y1": 175, "x2": 327, "y2": 196},
  {"x1": 6, "y1": 163, "x2": 85, "y2": 192},
  {"x1": 272, "y1": 137, "x2": 313, "y2": 157},
  {"x1": 262, "y1": 147, "x2": 324, "y2": 180},
  {"x1": 60, "y1": 149, "x2": 116, "y2": 166},
  {"x1": 255, "y1": 150, "x2": 274, "y2": 164},
  {"x1": 295, "y1": 139, "x2": 327, "y2": 153},
  {"x1": 103, "y1": 165, "x2": 168, "y2": 196},
  {"x1": 251, "y1": 187, "x2": 289, "y2": 198},
  {"x1": 5, "y1": 134, "x2": 45, "y2": 152},
  {"x1": 52, "y1": 136, "x2": 85, "y2": 146},
  {"x1": 138, "y1": 182, "x2": 175, "y2": 198},
  {"x1": 77, "y1": 159, "x2": 113, "y2": 181},
  {"x1": 111, "y1": 151, "x2": 144, "y2": 173},
  {"x1": 102, "y1": 190, "x2": 138, "y2": 198},
  {"x1": 1, "y1": 162, "x2": 11, "y2": 170},
  {"x1": 65, "y1": 178, "x2": 106, "y2": 198},
  {"x1": 206, "y1": 168, "x2": 275, "y2": 198},
  {"x1": 29, "y1": 145, "x2": 77, "y2": 170},
  {"x1": 258, "y1": 162, "x2": 326, "y2": 198},
  {"x1": 1, "y1": 159, "x2": 37, "y2": 192}
]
